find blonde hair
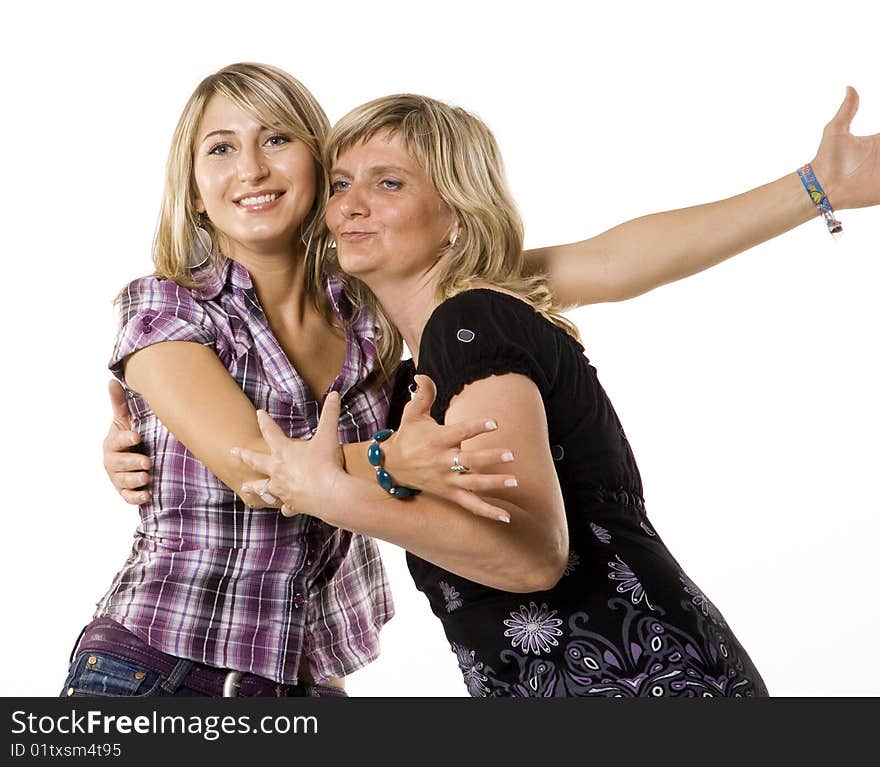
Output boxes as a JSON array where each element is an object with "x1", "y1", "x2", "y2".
[
  {"x1": 153, "y1": 62, "x2": 329, "y2": 299},
  {"x1": 321, "y1": 94, "x2": 580, "y2": 376}
]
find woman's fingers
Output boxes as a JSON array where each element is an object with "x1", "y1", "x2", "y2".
[
  {"x1": 255, "y1": 410, "x2": 291, "y2": 452},
  {"x1": 108, "y1": 379, "x2": 133, "y2": 431},
  {"x1": 451, "y1": 447, "x2": 515, "y2": 471},
  {"x1": 453, "y1": 473, "x2": 518, "y2": 493},
  {"x1": 451, "y1": 490, "x2": 511, "y2": 523},
  {"x1": 444, "y1": 417, "x2": 500, "y2": 445},
  {"x1": 827, "y1": 85, "x2": 859, "y2": 133},
  {"x1": 398, "y1": 374, "x2": 438, "y2": 424},
  {"x1": 315, "y1": 391, "x2": 341, "y2": 447},
  {"x1": 105, "y1": 448, "x2": 152, "y2": 473},
  {"x1": 232, "y1": 446, "x2": 275, "y2": 475},
  {"x1": 113, "y1": 471, "x2": 151, "y2": 490},
  {"x1": 120, "y1": 489, "x2": 151, "y2": 505}
]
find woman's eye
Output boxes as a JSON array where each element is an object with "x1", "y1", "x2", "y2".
[
  {"x1": 380, "y1": 179, "x2": 402, "y2": 190},
  {"x1": 266, "y1": 134, "x2": 291, "y2": 147},
  {"x1": 331, "y1": 179, "x2": 350, "y2": 193},
  {"x1": 208, "y1": 143, "x2": 233, "y2": 156}
]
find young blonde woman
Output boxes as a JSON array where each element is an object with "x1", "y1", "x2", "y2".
[
  {"x1": 97, "y1": 64, "x2": 878, "y2": 697},
  {"x1": 231, "y1": 93, "x2": 879, "y2": 696}
]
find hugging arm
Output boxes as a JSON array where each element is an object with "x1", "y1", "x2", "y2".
[
  {"x1": 122, "y1": 341, "x2": 279, "y2": 509},
  {"x1": 526, "y1": 87, "x2": 880, "y2": 307},
  {"x1": 237, "y1": 374, "x2": 568, "y2": 593}
]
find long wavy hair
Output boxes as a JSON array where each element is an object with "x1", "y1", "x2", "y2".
[
  {"x1": 320, "y1": 94, "x2": 580, "y2": 378},
  {"x1": 152, "y1": 62, "x2": 329, "y2": 300}
]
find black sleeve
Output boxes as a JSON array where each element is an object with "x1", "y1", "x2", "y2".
[{"x1": 416, "y1": 290, "x2": 556, "y2": 423}]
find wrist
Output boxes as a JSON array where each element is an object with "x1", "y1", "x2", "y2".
[{"x1": 367, "y1": 429, "x2": 420, "y2": 500}]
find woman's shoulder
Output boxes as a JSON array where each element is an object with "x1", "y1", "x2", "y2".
[
  {"x1": 424, "y1": 288, "x2": 562, "y2": 352},
  {"x1": 117, "y1": 275, "x2": 208, "y2": 321}
]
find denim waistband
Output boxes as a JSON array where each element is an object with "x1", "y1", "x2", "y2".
[{"x1": 73, "y1": 618, "x2": 347, "y2": 698}]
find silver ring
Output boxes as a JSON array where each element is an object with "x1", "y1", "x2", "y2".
[
  {"x1": 450, "y1": 454, "x2": 469, "y2": 473},
  {"x1": 259, "y1": 479, "x2": 278, "y2": 504}
]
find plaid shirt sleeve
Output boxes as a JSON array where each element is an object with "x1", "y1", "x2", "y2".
[{"x1": 109, "y1": 276, "x2": 215, "y2": 382}]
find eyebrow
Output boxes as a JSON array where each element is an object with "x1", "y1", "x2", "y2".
[
  {"x1": 330, "y1": 164, "x2": 413, "y2": 177},
  {"x1": 200, "y1": 129, "x2": 235, "y2": 145}
]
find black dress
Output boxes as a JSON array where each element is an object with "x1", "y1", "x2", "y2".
[{"x1": 388, "y1": 289, "x2": 767, "y2": 698}]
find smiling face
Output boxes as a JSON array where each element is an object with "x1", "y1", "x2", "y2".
[
  {"x1": 192, "y1": 94, "x2": 317, "y2": 261},
  {"x1": 325, "y1": 131, "x2": 458, "y2": 285}
]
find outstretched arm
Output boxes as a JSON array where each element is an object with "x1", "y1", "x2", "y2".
[{"x1": 526, "y1": 87, "x2": 879, "y2": 307}]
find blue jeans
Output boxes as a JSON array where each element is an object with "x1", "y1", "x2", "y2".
[{"x1": 60, "y1": 652, "x2": 206, "y2": 698}]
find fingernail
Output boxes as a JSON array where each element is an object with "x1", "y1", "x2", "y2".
[
  {"x1": 485, "y1": 420, "x2": 498, "y2": 430},
  {"x1": 501, "y1": 451, "x2": 514, "y2": 462},
  {"x1": 497, "y1": 514, "x2": 511, "y2": 523},
  {"x1": 229, "y1": 447, "x2": 240, "y2": 456},
  {"x1": 504, "y1": 478, "x2": 518, "y2": 488},
  {"x1": 128, "y1": 435, "x2": 139, "y2": 446}
]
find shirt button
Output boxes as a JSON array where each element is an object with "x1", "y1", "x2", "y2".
[{"x1": 293, "y1": 593, "x2": 305, "y2": 609}]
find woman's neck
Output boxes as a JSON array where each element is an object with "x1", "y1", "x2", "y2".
[
  {"x1": 367, "y1": 273, "x2": 440, "y2": 367},
  {"x1": 225, "y1": 241, "x2": 313, "y2": 323}
]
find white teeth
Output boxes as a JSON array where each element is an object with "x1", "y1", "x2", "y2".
[{"x1": 238, "y1": 193, "x2": 279, "y2": 206}]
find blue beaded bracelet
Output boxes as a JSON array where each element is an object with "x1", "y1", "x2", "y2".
[{"x1": 368, "y1": 429, "x2": 421, "y2": 499}]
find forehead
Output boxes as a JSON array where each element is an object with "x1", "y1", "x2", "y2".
[
  {"x1": 197, "y1": 93, "x2": 271, "y2": 139},
  {"x1": 333, "y1": 130, "x2": 420, "y2": 171}
]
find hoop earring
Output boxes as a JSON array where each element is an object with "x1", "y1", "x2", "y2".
[{"x1": 191, "y1": 214, "x2": 213, "y2": 269}]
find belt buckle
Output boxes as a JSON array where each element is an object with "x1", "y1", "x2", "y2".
[{"x1": 223, "y1": 670, "x2": 243, "y2": 697}]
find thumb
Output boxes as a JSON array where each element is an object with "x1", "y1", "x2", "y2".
[
  {"x1": 255, "y1": 409, "x2": 291, "y2": 453},
  {"x1": 401, "y1": 374, "x2": 437, "y2": 423},
  {"x1": 828, "y1": 85, "x2": 859, "y2": 132},
  {"x1": 108, "y1": 379, "x2": 131, "y2": 430},
  {"x1": 315, "y1": 391, "x2": 342, "y2": 446}
]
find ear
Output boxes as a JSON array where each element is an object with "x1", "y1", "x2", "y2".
[
  {"x1": 195, "y1": 198, "x2": 206, "y2": 215},
  {"x1": 448, "y1": 220, "x2": 462, "y2": 247}
]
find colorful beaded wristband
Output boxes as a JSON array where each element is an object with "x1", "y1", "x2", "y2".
[
  {"x1": 368, "y1": 429, "x2": 421, "y2": 500},
  {"x1": 797, "y1": 163, "x2": 843, "y2": 236}
]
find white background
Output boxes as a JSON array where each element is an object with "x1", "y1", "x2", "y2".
[{"x1": 1, "y1": 0, "x2": 877, "y2": 697}]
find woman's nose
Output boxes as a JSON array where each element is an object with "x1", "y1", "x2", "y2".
[
  {"x1": 339, "y1": 184, "x2": 368, "y2": 218},
  {"x1": 237, "y1": 147, "x2": 268, "y2": 182}
]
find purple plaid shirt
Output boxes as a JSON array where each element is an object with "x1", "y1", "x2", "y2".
[{"x1": 95, "y1": 257, "x2": 394, "y2": 684}]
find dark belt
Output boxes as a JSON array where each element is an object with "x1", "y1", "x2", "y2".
[{"x1": 74, "y1": 618, "x2": 337, "y2": 697}]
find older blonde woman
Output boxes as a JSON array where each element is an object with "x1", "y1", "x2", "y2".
[{"x1": 233, "y1": 93, "x2": 879, "y2": 696}]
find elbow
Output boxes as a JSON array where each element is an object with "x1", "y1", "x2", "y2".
[
  {"x1": 504, "y1": 538, "x2": 569, "y2": 594},
  {"x1": 526, "y1": 551, "x2": 568, "y2": 593}
]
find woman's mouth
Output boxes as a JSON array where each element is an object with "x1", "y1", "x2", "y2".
[{"x1": 235, "y1": 191, "x2": 284, "y2": 211}]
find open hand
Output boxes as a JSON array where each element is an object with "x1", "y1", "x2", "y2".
[
  {"x1": 382, "y1": 375, "x2": 517, "y2": 521},
  {"x1": 812, "y1": 86, "x2": 880, "y2": 210},
  {"x1": 234, "y1": 392, "x2": 346, "y2": 517},
  {"x1": 103, "y1": 379, "x2": 152, "y2": 505}
]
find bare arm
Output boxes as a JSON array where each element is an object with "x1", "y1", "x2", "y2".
[
  {"x1": 525, "y1": 87, "x2": 880, "y2": 308},
  {"x1": 123, "y1": 340, "x2": 275, "y2": 509},
  {"x1": 237, "y1": 376, "x2": 569, "y2": 593}
]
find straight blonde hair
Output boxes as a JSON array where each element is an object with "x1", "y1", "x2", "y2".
[
  {"x1": 321, "y1": 94, "x2": 580, "y2": 377},
  {"x1": 153, "y1": 63, "x2": 329, "y2": 301}
]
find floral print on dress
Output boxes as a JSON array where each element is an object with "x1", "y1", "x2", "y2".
[
  {"x1": 590, "y1": 522, "x2": 611, "y2": 544},
  {"x1": 503, "y1": 602, "x2": 564, "y2": 655},
  {"x1": 439, "y1": 581, "x2": 463, "y2": 612},
  {"x1": 451, "y1": 643, "x2": 489, "y2": 697},
  {"x1": 564, "y1": 551, "x2": 580, "y2": 576},
  {"x1": 608, "y1": 555, "x2": 656, "y2": 610},
  {"x1": 679, "y1": 573, "x2": 726, "y2": 627}
]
